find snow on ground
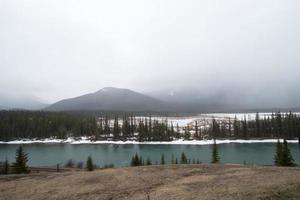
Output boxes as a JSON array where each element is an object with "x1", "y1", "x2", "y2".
[
  {"x1": 135, "y1": 112, "x2": 300, "y2": 127},
  {"x1": 0, "y1": 138, "x2": 298, "y2": 145},
  {"x1": 96, "y1": 113, "x2": 300, "y2": 129}
]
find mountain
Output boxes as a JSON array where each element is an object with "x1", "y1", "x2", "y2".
[
  {"x1": 147, "y1": 88, "x2": 247, "y2": 112},
  {"x1": 148, "y1": 88, "x2": 300, "y2": 112},
  {"x1": 46, "y1": 87, "x2": 173, "y2": 112},
  {"x1": 0, "y1": 95, "x2": 48, "y2": 110}
]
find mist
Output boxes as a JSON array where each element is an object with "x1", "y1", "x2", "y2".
[{"x1": 1, "y1": 0, "x2": 300, "y2": 109}]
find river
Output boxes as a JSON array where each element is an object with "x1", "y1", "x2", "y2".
[{"x1": 1, "y1": 143, "x2": 299, "y2": 167}]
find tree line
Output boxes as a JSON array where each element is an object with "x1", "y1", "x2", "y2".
[{"x1": 1, "y1": 111, "x2": 300, "y2": 141}]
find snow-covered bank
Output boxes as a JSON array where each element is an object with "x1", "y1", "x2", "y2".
[{"x1": 0, "y1": 138, "x2": 298, "y2": 145}]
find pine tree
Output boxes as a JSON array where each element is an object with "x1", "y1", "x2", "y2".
[
  {"x1": 184, "y1": 126, "x2": 191, "y2": 140},
  {"x1": 195, "y1": 121, "x2": 199, "y2": 139},
  {"x1": 113, "y1": 116, "x2": 120, "y2": 140},
  {"x1": 104, "y1": 116, "x2": 110, "y2": 138},
  {"x1": 86, "y1": 155, "x2": 94, "y2": 171},
  {"x1": 4, "y1": 158, "x2": 9, "y2": 174},
  {"x1": 180, "y1": 152, "x2": 188, "y2": 164},
  {"x1": 242, "y1": 117, "x2": 248, "y2": 139},
  {"x1": 255, "y1": 112, "x2": 261, "y2": 137},
  {"x1": 14, "y1": 146, "x2": 29, "y2": 174},
  {"x1": 131, "y1": 153, "x2": 142, "y2": 166},
  {"x1": 281, "y1": 140, "x2": 295, "y2": 166},
  {"x1": 160, "y1": 154, "x2": 165, "y2": 165},
  {"x1": 274, "y1": 140, "x2": 283, "y2": 166},
  {"x1": 211, "y1": 140, "x2": 220, "y2": 163}
]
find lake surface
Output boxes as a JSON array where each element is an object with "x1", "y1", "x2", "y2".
[{"x1": 0, "y1": 143, "x2": 299, "y2": 167}]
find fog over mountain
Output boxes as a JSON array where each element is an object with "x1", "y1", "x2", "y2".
[
  {"x1": 0, "y1": 94, "x2": 48, "y2": 110},
  {"x1": 44, "y1": 87, "x2": 300, "y2": 113},
  {"x1": 1, "y1": 0, "x2": 300, "y2": 111},
  {"x1": 46, "y1": 87, "x2": 173, "y2": 112}
]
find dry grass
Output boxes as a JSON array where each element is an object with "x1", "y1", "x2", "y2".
[{"x1": 1, "y1": 164, "x2": 300, "y2": 200}]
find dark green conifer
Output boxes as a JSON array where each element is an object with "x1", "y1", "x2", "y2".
[
  {"x1": 4, "y1": 158, "x2": 9, "y2": 174},
  {"x1": 113, "y1": 116, "x2": 120, "y2": 140},
  {"x1": 86, "y1": 155, "x2": 94, "y2": 171},
  {"x1": 131, "y1": 153, "x2": 142, "y2": 166},
  {"x1": 281, "y1": 140, "x2": 295, "y2": 166},
  {"x1": 14, "y1": 146, "x2": 29, "y2": 174},
  {"x1": 274, "y1": 139, "x2": 283, "y2": 166},
  {"x1": 160, "y1": 154, "x2": 165, "y2": 165},
  {"x1": 180, "y1": 152, "x2": 188, "y2": 164},
  {"x1": 211, "y1": 140, "x2": 220, "y2": 163}
]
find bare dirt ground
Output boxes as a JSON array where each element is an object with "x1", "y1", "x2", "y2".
[{"x1": 1, "y1": 164, "x2": 300, "y2": 200}]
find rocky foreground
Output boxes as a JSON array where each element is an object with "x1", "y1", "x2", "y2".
[{"x1": 1, "y1": 164, "x2": 300, "y2": 200}]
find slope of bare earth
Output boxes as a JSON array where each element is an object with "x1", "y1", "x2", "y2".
[{"x1": 1, "y1": 164, "x2": 300, "y2": 200}]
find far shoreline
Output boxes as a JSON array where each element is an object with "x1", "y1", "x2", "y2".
[{"x1": 0, "y1": 138, "x2": 299, "y2": 145}]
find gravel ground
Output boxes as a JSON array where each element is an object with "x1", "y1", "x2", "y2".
[{"x1": 1, "y1": 164, "x2": 300, "y2": 200}]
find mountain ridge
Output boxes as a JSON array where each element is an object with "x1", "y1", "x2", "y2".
[{"x1": 45, "y1": 87, "x2": 174, "y2": 112}]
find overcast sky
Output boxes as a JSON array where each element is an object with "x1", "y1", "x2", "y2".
[{"x1": 1, "y1": 0, "x2": 299, "y2": 103}]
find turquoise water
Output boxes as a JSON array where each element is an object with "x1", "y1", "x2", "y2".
[{"x1": 0, "y1": 143, "x2": 299, "y2": 167}]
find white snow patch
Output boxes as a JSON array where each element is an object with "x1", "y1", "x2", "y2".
[{"x1": 0, "y1": 138, "x2": 298, "y2": 145}]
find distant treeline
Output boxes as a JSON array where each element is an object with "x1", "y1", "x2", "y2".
[
  {"x1": 0, "y1": 111, "x2": 300, "y2": 141},
  {"x1": 208, "y1": 112, "x2": 300, "y2": 140}
]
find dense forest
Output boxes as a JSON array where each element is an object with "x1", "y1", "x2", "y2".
[{"x1": 0, "y1": 111, "x2": 300, "y2": 141}]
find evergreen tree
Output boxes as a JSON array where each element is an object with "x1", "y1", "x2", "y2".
[
  {"x1": 184, "y1": 126, "x2": 191, "y2": 140},
  {"x1": 86, "y1": 155, "x2": 94, "y2": 171},
  {"x1": 104, "y1": 116, "x2": 110, "y2": 138},
  {"x1": 113, "y1": 116, "x2": 120, "y2": 140},
  {"x1": 211, "y1": 140, "x2": 220, "y2": 163},
  {"x1": 281, "y1": 140, "x2": 295, "y2": 166},
  {"x1": 176, "y1": 123, "x2": 180, "y2": 138},
  {"x1": 160, "y1": 154, "x2": 165, "y2": 165},
  {"x1": 131, "y1": 153, "x2": 142, "y2": 166},
  {"x1": 180, "y1": 152, "x2": 188, "y2": 164},
  {"x1": 276, "y1": 112, "x2": 283, "y2": 137},
  {"x1": 242, "y1": 117, "x2": 248, "y2": 139},
  {"x1": 4, "y1": 158, "x2": 9, "y2": 174},
  {"x1": 233, "y1": 116, "x2": 240, "y2": 138},
  {"x1": 194, "y1": 121, "x2": 199, "y2": 138},
  {"x1": 255, "y1": 112, "x2": 261, "y2": 137},
  {"x1": 14, "y1": 146, "x2": 29, "y2": 174},
  {"x1": 212, "y1": 118, "x2": 220, "y2": 138},
  {"x1": 274, "y1": 140, "x2": 283, "y2": 166}
]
